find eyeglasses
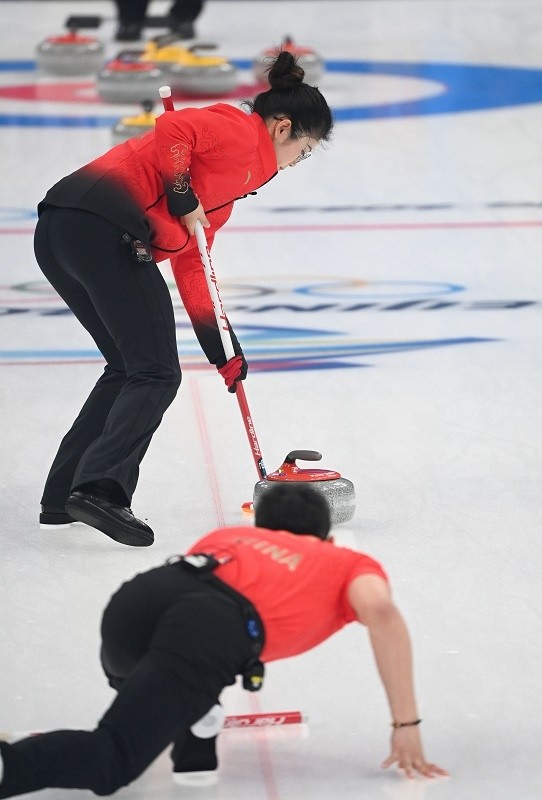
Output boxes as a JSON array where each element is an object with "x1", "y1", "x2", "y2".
[
  {"x1": 292, "y1": 127, "x2": 312, "y2": 164},
  {"x1": 274, "y1": 116, "x2": 313, "y2": 165},
  {"x1": 293, "y1": 142, "x2": 312, "y2": 165}
]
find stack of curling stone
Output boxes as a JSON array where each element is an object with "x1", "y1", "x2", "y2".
[
  {"x1": 97, "y1": 52, "x2": 165, "y2": 104},
  {"x1": 253, "y1": 451, "x2": 356, "y2": 525},
  {"x1": 254, "y1": 36, "x2": 325, "y2": 86},
  {"x1": 140, "y1": 41, "x2": 238, "y2": 96},
  {"x1": 36, "y1": 29, "x2": 104, "y2": 76},
  {"x1": 111, "y1": 100, "x2": 157, "y2": 144}
]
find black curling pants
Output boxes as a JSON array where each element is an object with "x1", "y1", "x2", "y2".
[
  {"x1": 115, "y1": 0, "x2": 204, "y2": 25},
  {"x1": 34, "y1": 208, "x2": 182, "y2": 508},
  {"x1": 0, "y1": 565, "x2": 252, "y2": 797}
]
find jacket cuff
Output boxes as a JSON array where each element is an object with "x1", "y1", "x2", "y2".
[{"x1": 165, "y1": 184, "x2": 199, "y2": 217}]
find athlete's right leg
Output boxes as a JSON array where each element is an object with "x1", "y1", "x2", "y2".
[
  {"x1": 0, "y1": 655, "x2": 212, "y2": 798},
  {"x1": 34, "y1": 209, "x2": 126, "y2": 516}
]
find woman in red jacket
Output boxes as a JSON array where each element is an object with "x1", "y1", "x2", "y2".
[{"x1": 34, "y1": 52, "x2": 333, "y2": 547}]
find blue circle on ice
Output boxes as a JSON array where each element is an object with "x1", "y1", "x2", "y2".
[{"x1": 1, "y1": 58, "x2": 542, "y2": 126}]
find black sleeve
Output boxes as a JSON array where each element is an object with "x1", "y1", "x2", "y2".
[{"x1": 165, "y1": 180, "x2": 199, "y2": 217}]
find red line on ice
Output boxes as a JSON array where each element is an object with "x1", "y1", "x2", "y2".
[{"x1": 2, "y1": 219, "x2": 542, "y2": 236}]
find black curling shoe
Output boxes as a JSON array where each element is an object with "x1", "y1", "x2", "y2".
[
  {"x1": 39, "y1": 506, "x2": 77, "y2": 529},
  {"x1": 114, "y1": 23, "x2": 142, "y2": 41},
  {"x1": 65, "y1": 491, "x2": 154, "y2": 547},
  {"x1": 168, "y1": 19, "x2": 196, "y2": 39},
  {"x1": 172, "y1": 733, "x2": 218, "y2": 786}
]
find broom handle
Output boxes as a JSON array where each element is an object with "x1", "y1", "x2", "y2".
[
  {"x1": 193, "y1": 222, "x2": 235, "y2": 360},
  {"x1": 194, "y1": 221, "x2": 267, "y2": 480}
]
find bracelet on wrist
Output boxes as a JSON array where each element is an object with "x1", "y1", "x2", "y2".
[{"x1": 391, "y1": 718, "x2": 422, "y2": 729}]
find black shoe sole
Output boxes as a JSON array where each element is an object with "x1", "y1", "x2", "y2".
[{"x1": 65, "y1": 497, "x2": 154, "y2": 547}]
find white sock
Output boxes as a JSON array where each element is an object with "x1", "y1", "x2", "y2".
[{"x1": 190, "y1": 704, "x2": 225, "y2": 739}]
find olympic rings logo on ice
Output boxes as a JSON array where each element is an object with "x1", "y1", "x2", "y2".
[
  {"x1": 0, "y1": 275, "x2": 535, "y2": 311},
  {"x1": 0, "y1": 274, "x2": 534, "y2": 369}
]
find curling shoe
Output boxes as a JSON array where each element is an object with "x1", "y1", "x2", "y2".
[
  {"x1": 65, "y1": 490, "x2": 154, "y2": 547},
  {"x1": 40, "y1": 505, "x2": 77, "y2": 529},
  {"x1": 172, "y1": 732, "x2": 218, "y2": 786},
  {"x1": 114, "y1": 23, "x2": 142, "y2": 42},
  {"x1": 168, "y1": 18, "x2": 196, "y2": 39}
]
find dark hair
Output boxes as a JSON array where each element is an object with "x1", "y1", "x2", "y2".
[
  {"x1": 246, "y1": 51, "x2": 333, "y2": 142},
  {"x1": 254, "y1": 483, "x2": 331, "y2": 540}
]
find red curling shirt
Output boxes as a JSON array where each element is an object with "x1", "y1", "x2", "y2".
[
  {"x1": 187, "y1": 527, "x2": 388, "y2": 663},
  {"x1": 38, "y1": 104, "x2": 278, "y2": 366}
]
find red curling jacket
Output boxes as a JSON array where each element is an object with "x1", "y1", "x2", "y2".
[
  {"x1": 188, "y1": 526, "x2": 388, "y2": 662},
  {"x1": 38, "y1": 104, "x2": 278, "y2": 365}
]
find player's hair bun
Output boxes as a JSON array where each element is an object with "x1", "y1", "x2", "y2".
[{"x1": 267, "y1": 50, "x2": 305, "y2": 90}]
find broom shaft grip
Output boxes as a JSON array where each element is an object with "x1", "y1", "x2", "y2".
[{"x1": 159, "y1": 85, "x2": 174, "y2": 112}]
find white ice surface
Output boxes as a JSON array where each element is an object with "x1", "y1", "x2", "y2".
[{"x1": 1, "y1": 2, "x2": 542, "y2": 798}]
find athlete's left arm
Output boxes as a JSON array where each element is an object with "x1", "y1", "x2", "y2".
[
  {"x1": 348, "y1": 575, "x2": 448, "y2": 779},
  {"x1": 154, "y1": 108, "x2": 212, "y2": 218}
]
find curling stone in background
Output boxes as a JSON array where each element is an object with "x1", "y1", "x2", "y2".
[
  {"x1": 97, "y1": 54, "x2": 165, "y2": 104},
  {"x1": 253, "y1": 450, "x2": 356, "y2": 525},
  {"x1": 111, "y1": 100, "x2": 157, "y2": 145},
  {"x1": 36, "y1": 31, "x2": 104, "y2": 76},
  {"x1": 140, "y1": 41, "x2": 238, "y2": 96},
  {"x1": 253, "y1": 36, "x2": 325, "y2": 86}
]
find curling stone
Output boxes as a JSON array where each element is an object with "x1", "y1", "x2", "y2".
[
  {"x1": 36, "y1": 32, "x2": 104, "y2": 76},
  {"x1": 253, "y1": 36, "x2": 325, "y2": 87},
  {"x1": 140, "y1": 42, "x2": 238, "y2": 96},
  {"x1": 111, "y1": 100, "x2": 157, "y2": 144},
  {"x1": 253, "y1": 450, "x2": 356, "y2": 525},
  {"x1": 97, "y1": 54, "x2": 166, "y2": 104}
]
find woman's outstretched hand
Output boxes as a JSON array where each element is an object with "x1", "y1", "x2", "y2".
[{"x1": 381, "y1": 728, "x2": 449, "y2": 779}]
